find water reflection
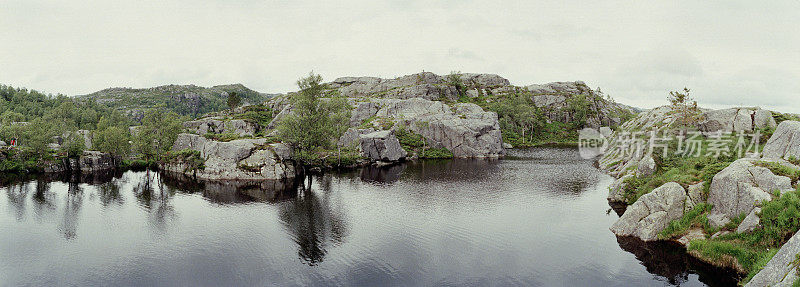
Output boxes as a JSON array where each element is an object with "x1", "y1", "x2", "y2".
[
  {"x1": 279, "y1": 175, "x2": 348, "y2": 265},
  {"x1": 58, "y1": 182, "x2": 82, "y2": 239},
  {"x1": 616, "y1": 236, "x2": 741, "y2": 286},
  {"x1": 359, "y1": 164, "x2": 405, "y2": 184}
]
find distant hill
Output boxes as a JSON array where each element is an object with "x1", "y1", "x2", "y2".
[{"x1": 77, "y1": 84, "x2": 275, "y2": 119}]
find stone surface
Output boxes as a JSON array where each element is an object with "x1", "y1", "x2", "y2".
[
  {"x1": 637, "y1": 156, "x2": 656, "y2": 176},
  {"x1": 677, "y1": 228, "x2": 707, "y2": 247},
  {"x1": 359, "y1": 130, "x2": 407, "y2": 162},
  {"x1": 610, "y1": 182, "x2": 687, "y2": 241},
  {"x1": 346, "y1": 98, "x2": 504, "y2": 158},
  {"x1": 762, "y1": 120, "x2": 800, "y2": 160},
  {"x1": 43, "y1": 151, "x2": 117, "y2": 173},
  {"x1": 745, "y1": 230, "x2": 800, "y2": 287},
  {"x1": 163, "y1": 134, "x2": 297, "y2": 181},
  {"x1": 708, "y1": 158, "x2": 792, "y2": 224},
  {"x1": 183, "y1": 117, "x2": 260, "y2": 136},
  {"x1": 736, "y1": 207, "x2": 761, "y2": 233},
  {"x1": 698, "y1": 107, "x2": 776, "y2": 133},
  {"x1": 608, "y1": 174, "x2": 633, "y2": 203},
  {"x1": 684, "y1": 182, "x2": 705, "y2": 213},
  {"x1": 599, "y1": 127, "x2": 613, "y2": 138},
  {"x1": 337, "y1": 128, "x2": 376, "y2": 148}
]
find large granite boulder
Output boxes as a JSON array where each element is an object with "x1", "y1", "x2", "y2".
[
  {"x1": 707, "y1": 158, "x2": 793, "y2": 226},
  {"x1": 360, "y1": 130, "x2": 407, "y2": 162},
  {"x1": 762, "y1": 120, "x2": 800, "y2": 160},
  {"x1": 163, "y1": 134, "x2": 296, "y2": 181},
  {"x1": 610, "y1": 182, "x2": 688, "y2": 241},
  {"x1": 698, "y1": 107, "x2": 776, "y2": 133},
  {"x1": 745, "y1": 230, "x2": 800, "y2": 287},
  {"x1": 337, "y1": 127, "x2": 376, "y2": 148},
  {"x1": 184, "y1": 118, "x2": 260, "y2": 136},
  {"x1": 346, "y1": 98, "x2": 504, "y2": 158}
]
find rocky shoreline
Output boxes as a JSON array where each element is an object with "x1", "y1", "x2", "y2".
[{"x1": 597, "y1": 104, "x2": 800, "y2": 286}]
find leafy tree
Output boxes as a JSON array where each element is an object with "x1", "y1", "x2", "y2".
[
  {"x1": 277, "y1": 72, "x2": 351, "y2": 164},
  {"x1": 227, "y1": 92, "x2": 242, "y2": 110},
  {"x1": 94, "y1": 112, "x2": 132, "y2": 159},
  {"x1": 19, "y1": 118, "x2": 57, "y2": 158},
  {"x1": 133, "y1": 110, "x2": 184, "y2": 162},
  {"x1": 668, "y1": 87, "x2": 701, "y2": 130},
  {"x1": 61, "y1": 132, "x2": 86, "y2": 158}
]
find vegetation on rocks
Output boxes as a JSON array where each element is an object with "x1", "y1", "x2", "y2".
[
  {"x1": 276, "y1": 72, "x2": 352, "y2": 167},
  {"x1": 395, "y1": 126, "x2": 454, "y2": 159},
  {"x1": 687, "y1": 189, "x2": 800, "y2": 283}
]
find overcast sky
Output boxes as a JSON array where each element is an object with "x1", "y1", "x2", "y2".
[{"x1": 2, "y1": 0, "x2": 799, "y2": 112}]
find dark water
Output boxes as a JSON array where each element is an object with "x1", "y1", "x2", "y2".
[{"x1": 1, "y1": 148, "x2": 738, "y2": 286}]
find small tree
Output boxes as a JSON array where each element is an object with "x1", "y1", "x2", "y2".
[
  {"x1": 277, "y1": 72, "x2": 350, "y2": 165},
  {"x1": 227, "y1": 92, "x2": 241, "y2": 111},
  {"x1": 668, "y1": 87, "x2": 701, "y2": 130},
  {"x1": 94, "y1": 113, "x2": 132, "y2": 162},
  {"x1": 133, "y1": 110, "x2": 184, "y2": 162}
]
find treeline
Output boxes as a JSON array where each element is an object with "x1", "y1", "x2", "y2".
[{"x1": 0, "y1": 85, "x2": 185, "y2": 171}]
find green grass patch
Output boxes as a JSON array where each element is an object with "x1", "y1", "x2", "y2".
[
  {"x1": 659, "y1": 203, "x2": 716, "y2": 239},
  {"x1": 754, "y1": 160, "x2": 800, "y2": 182}
]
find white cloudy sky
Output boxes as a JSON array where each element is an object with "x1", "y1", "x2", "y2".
[{"x1": 2, "y1": 0, "x2": 799, "y2": 112}]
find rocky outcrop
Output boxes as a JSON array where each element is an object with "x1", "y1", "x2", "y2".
[
  {"x1": 736, "y1": 207, "x2": 761, "y2": 233},
  {"x1": 598, "y1": 106, "x2": 678, "y2": 178},
  {"x1": 328, "y1": 72, "x2": 459, "y2": 101},
  {"x1": 745, "y1": 230, "x2": 800, "y2": 287},
  {"x1": 164, "y1": 133, "x2": 297, "y2": 181},
  {"x1": 183, "y1": 117, "x2": 260, "y2": 136},
  {"x1": 359, "y1": 130, "x2": 407, "y2": 162},
  {"x1": 762, "y1": 120, "x2": 800, "y2": 160},
  {"x1": 608, "y1": 174, "x2": 633, "y2": 202},
  {"x1": 698, "y1": 107, "x2": 776, "y2": 133},
  {"x1": 707, "y1": 158, "x2": 793, "y2": 226},
  {"x1": 43, "y1": 151, "x2": 117, "y2": 173},
  {"x1": 360, "y1": 98, "x2": 504, "y2": 158},
  {"x1": 524, "y1": 81, "x2": 636, "y2": 129},
  {"x1": 610, "y1": 182, "x2": 688, "y2": 241}
]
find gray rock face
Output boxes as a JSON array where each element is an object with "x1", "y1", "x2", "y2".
[
  {"x1": 608, "y1": 174, "x2": 633, "y2": 202},
  {"x1": 762, "y1": 120, "x2": 800, "y2": 160},
  {"x1": 349, "y1": 98, "x2": 504, "y2": 158},
  {"x1": 698, "y1": 107, "x2": 776, "y2": 133},
  {"x1": 598, "y1": 107, "x2": 676, "y2": 178},
  {"x1": 736, "y1": 207, "x2": 761, "y2": 233},
  {"x1": 337, "y1": 128, "x2": 376, "y2": 148},
  {"x1": 183, "y1": 118, "x2": 260, "y2": 136},
  {"x1": 745, "y1": 230, "x2": 800, "y2": 287},
  {"x1": 43, "y1": 151, "x2": 117, "y2": 173},
  {"x1": 637, "y1": 156, "x2": 656, "y2": 176},
  {"x1": 708, "y1": 158, "x2": 793, "y2": 225},
  {"x1": 685, "y1": 182, "x2": 705, "y2": 213},
  {"x1": 459, "y1": 73, "x2": 510, "y2": 88},
  {"x1": 359, "y1": 130, "x2": 407, "y2": 162},
  {"x1": 610, "y1": 182, "x2": 688, "y2": 241},
  {"x1": 329, "y1": 72, "x2": 458, "y2": 101},
  {"x1": 163, "y1": 133, "x2": 296, "y2": 181},
  {"x1": 524, "y1": 81, "x2": 634, "y2": 129}
]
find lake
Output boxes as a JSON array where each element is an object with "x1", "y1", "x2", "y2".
[{"x1": 0, "y1": 147, "x2": 738, "y2": 286}]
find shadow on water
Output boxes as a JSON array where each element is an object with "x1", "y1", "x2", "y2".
[
  {"x1": 616, "y1": 235, "x2": 742, "y2": 286},
  {"x1": 277, "y1": 174, "x2": 349, "y2": 265}
]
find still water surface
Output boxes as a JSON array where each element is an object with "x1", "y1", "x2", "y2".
[{"x1": 1, "y1": 147, "x2": 737, "y2": 286}]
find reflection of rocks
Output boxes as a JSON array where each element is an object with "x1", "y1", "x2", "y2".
[
  {"x1": 360, "y1": 164, "x2": 406, "y2": 184},
  {"x1": 616, "y1": 236, "x2": 741, "y2": 287},
  {"x1": 160, "y1": 172, "x2": 299, "y2": 204},
  {"x1": 278, "y1": 175, "x2": 348, "y2": 265}
]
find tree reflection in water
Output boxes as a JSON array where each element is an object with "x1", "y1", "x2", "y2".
[
  {"x1": 58, "y1": 181, "x2": 83, "y2": 239},
  {"x1": 278, "y1": 174, "x2": 348, "y2": 265},
  {"x1": 5, "y1": 180, "x2": 30, "y2": 221},
  {"x1": 615, "y1": 236, "x2": 741, "y2": 286},
  {"x1": 133, "y1": 171, "x2": 177, "y2": 232}
]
